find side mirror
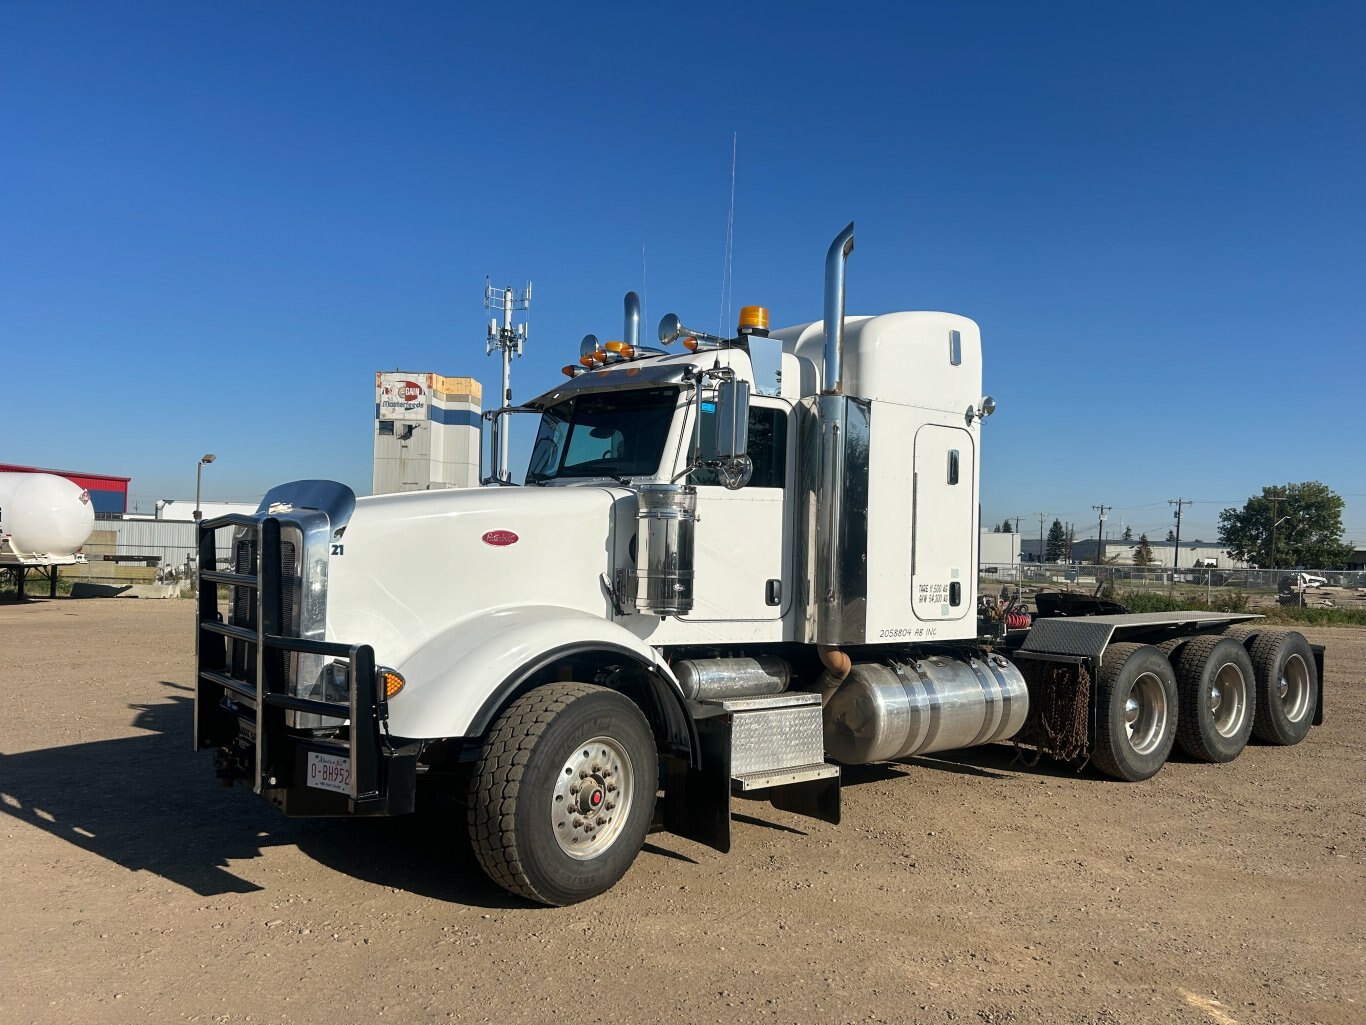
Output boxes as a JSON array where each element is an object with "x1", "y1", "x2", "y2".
[
  {"x1": 658, "y1": 313, "x2": 682, "y2": 345},
  {"x1": 707, "y1": 379, "x2": 750, "y2": 460}
]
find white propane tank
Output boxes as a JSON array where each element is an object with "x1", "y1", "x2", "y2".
[{"x1": 0, "y1": 472, "x2": 96, "y2": 560}]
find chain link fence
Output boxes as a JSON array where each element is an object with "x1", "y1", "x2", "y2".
[{"x1": 979, "y1": 562, "x2": 1366, "y2": 610}]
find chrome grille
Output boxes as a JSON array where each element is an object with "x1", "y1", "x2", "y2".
[
  {"x1": 231, "y1": 538, "x2": 257, "y2": 683},
  {"x1": 229, "y1": 535, "x2": 299, "y2": 687},
  {"x1": 280, "y1": 539, "x2": 297, "y2": 684}
]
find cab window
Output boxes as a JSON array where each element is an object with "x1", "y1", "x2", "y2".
[{"x1": 690, "y1": 404, "x2": 788, "y2": 488}]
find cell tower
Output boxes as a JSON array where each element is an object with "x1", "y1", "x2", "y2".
[{"x1": 483, "y1": 279, "x2": 532, "y2": 482}]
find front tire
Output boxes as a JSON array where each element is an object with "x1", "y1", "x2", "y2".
[
  {"x1": 1092, "y1": 643, "x2": 1178, "y2": 782},
  {"x1": 468, "y1": 683, "x2": 657, "y2": 905}
]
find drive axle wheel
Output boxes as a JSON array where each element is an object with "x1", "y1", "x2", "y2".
[
  {"x1": 468, "y1": 683, "x2": 657, "y2": 905},
  {"x1": 1092, "y1": 643, "x2": 1178, "y2": 782},
  {"x1": 1173, "y1": 636, "x2": 1255, "y2": 763},
  {"x1": 1248, "y1": 629, "x2": 1317, "y2": 746}
]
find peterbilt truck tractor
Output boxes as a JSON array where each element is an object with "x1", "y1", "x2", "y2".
[{"x1": 194, "y1": 223, "x2": 1325, "y2": 905}]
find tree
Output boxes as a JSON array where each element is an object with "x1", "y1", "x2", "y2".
[
  {"x1": 1133, "y1": 533, "x2": 1156, "y2": 566},
  {"x1": 1045, "y1": 518, "x2": 1067, "y2": 562},
  {"x1": 1218, "y1": 481, "x2": 1354, "y2": 569},
  {"x1": 992, "y1": 524, "x2": 1001, "y2": 532},
  {"x1": 1122, "y1": 525, "x2": 1133, "y2": 542},
  {"x1": 1166, "y1": 528, "x2": 1176, "y2": 542},
  {"x1": 1000, "y1": 518, "x2": 1014, "y2": 533}
]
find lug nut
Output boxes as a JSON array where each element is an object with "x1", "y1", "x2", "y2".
[
  {"x1": 606, "y1": 783, "x2": 618, "y2": 793},
  {"x1": 579, "y1": 770, "x2": 589, "y2": 779},
  {"x1": 605, "y1": 801, "x2": 616, "y2": 811},
  {"x1": 596, "y1": 816, "x2": 607, "y2": 825}
]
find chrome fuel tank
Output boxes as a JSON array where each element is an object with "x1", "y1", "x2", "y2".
[
  {"x1": 673, "y1": 656, "x2": 791, "y2": 701},
  {"x1": 823, "y1": 653, "x2": 1029, "y2": 764},
  {"x1": 628, "y1": 483, "x2": 697, "y2": 616}
]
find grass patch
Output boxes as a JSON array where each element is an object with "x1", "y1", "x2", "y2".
[
  {"x1": 1107, "y1": 587, "x2": 1366, "y2": 627},
  {"x1": 1113, "y1": 589, "x2": 1251, "y2": 614},
  {"x1": 1255, "y1": 606, "x2": 1366, "y2": 627},
  {"x1": 0, "y1": 574, "x2": 76, "y2": 598}
]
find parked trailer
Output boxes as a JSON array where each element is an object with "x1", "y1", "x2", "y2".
[
  {"x1": 194, "y1": 224, "x2": 1323, "y2": 904},
  {"x1": 0, "y1": 472, "x2": 95, "y2": 597}
]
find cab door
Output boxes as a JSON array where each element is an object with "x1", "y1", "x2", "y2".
[
  {"x1": 911, "y1": 424, "x2": 975, "y2": 621},
  {"x1": 681, "y1": 398, "x2": 792, "y2": 621}
]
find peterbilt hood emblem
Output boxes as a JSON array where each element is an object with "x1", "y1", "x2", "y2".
[{"x1": 481, "y1": 530, "x2": 519, "y2": 547}]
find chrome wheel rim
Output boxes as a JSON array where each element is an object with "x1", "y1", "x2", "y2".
[
  {"x1": 1209, "y1": 661, "x2": 1248, "y2": 738},
  {"x1": 552, "y1": 736, "x2": 633, "y2": 860},
  {"x1": 1123, "y1": 672, "x2": 1168, "y2": 755},
  {"x1": 1278, "y1": 654, "x2": 1311, "y2": 723}
]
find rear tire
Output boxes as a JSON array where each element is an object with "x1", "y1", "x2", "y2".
[
  {"x1": 1172, "y1": 636, "x2": 1255, "y2": 763},
  {"x1": 468, "y1": 683, "x2": 657, "y2": 905},
  {"x1": 1092, "y1": 643, "x2": 1179, "y2": 782},
  {"x1": 1248, "y1": 629, "x2": 1317, "y2": 746},
  {"x1": 1221, "y1": 625, "x2": 1259, "y2": 645}
]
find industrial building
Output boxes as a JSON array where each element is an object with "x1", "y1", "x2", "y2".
[
  {"x1": 373, "y1": 372, "x2": 482, "y2": 494},
  {"x1": 1018, "y1": 537, "x2": 1243, "y2": 568},
  {"x1": 979, "y1": 529, "x2": 1021, "y2": 565},
  {"x1": 0, "y1": 463, "x2": 130, "y2": 516}
]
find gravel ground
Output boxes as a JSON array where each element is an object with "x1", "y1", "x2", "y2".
[{"x1": 2, "y1": 598, "x2": 1362, "y2": 1025}]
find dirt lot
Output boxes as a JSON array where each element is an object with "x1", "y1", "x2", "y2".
[{"x1": 2, "y1": 599, "x2": 1362, "y2": 1025}]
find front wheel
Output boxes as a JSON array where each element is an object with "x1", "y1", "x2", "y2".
[
  {"x1": 1092, "y1": 643, "x2": 1178, "y2": 782},
  {"x1": 468, "y1": 683, "x2": 657, "y2": 905}
]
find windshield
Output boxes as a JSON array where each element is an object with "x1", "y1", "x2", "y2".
[{"x1": 526, "y1": 387, "x2": 679, "y2": 483}]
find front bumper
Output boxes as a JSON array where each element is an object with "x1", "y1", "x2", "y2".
[{"x1": 212, "y1": 709, "x2": 420, "y2": 816}]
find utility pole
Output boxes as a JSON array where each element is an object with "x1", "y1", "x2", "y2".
[
  {"x1": 1091, "y1": 504, "x2": 1109, "y2": 565},
  {"x1": 1011, "y1": 516, "x2": 1023, "y2": 534},
  {"x1": 1169, "y1": 498, "x2": 1191, "y2": 574},
  {"x1": 484, "y1": 280, "x2": 532, "y2": 483},
  {"x1": 1266, "y1": 488, "x2": 1286, "y2": 571},
  {"x1": 1036, "y1": 512, "x2": 1047, "y2": 565}
]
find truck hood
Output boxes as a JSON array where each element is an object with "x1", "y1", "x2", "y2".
[{"x1": 326, "y1": 484, "x2": 632, "y2": 669}]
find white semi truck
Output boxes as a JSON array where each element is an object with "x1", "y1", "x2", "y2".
[{"x1": 195, "y1": 224, "x2": 1325, "y2": 905}]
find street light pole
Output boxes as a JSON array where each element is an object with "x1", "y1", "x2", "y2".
[{"x1": 195, "y1": 453, "x2": 216, "y2": 521}]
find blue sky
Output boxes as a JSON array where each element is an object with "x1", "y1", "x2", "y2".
[{"x1": 3, "y1": 2, "x2": 1363, "y2": 547}]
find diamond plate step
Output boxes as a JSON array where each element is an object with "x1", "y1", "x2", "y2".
[{"x1": 733, "y1": 762, "x2": 839, "y2": 792}]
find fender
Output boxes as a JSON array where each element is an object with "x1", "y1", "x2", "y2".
[{"x1": 384, "y1": 604, "x2": 698, "y2": 764}]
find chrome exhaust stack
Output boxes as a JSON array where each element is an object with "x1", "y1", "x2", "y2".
[
  {"x1": 624, "y1": 290, "x2": 641, "y2": 352},
  {"x1": 822, "y1": 222, "x2": 855, "y2": 395},
  {"x1": 799, "y1": 222, "x2": 869, "y2": 646}
]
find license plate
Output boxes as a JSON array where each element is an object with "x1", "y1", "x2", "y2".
[
  {"x1": 238, "y1": 719, "x2": 257, "y2": 744},
  {"x1": 306, "y1": 752, "x2": 350, "y2": 794}
]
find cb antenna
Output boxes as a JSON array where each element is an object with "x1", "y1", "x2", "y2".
[{"x1": 484, "y1": 279, "x2": 532, "y2": 482}]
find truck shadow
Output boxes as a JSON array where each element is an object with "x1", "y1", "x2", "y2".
[
  {"x1": 0, "y1": 682, "x2": 521, "y2": 909},
  {"x1": 908, "y1": 744, "x2": 1093, "y2": 781}
]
